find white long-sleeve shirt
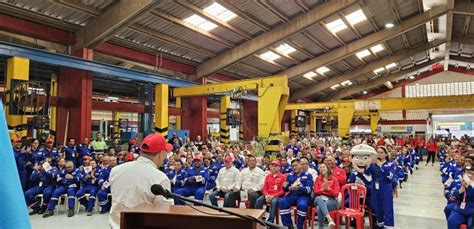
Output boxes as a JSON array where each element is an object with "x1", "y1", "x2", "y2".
[
  {"x1": 240, "y1": 166, "x2": 265, "y2": 191},
  {"x1": 216, "y1": 166, "x2": 241, "y2": 191},
  {"x1": 109, "y1": 157, "x2": 172, "y2": 229}
]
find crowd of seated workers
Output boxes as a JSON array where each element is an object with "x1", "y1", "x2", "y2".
[{"x1": 16, "y1": 131, "x2": 472, "y2": 229}]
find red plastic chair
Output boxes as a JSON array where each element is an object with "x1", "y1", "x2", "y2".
[
  {"x1": 310, "y1": 207, "x2": 337, "y2": 229},
  {"x1": 460, "y1": 224, "x2": 467, "y2": 229},
  {"x1": 290, "y1": 206, "x2": 309, "y2": 229},
  {"x1": 365, "y1": 205, "x2": 374, "y2": 229},
  {"x1": 335, "y1": 183, "x2": 367, "y2": 229}
]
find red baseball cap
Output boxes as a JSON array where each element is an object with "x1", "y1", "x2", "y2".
[
  {"x1": 194, "y1": 155, "x2": 203, "y2": 161},
  {"x1": 13, "y1": 138, "x2": 22, "y2": 143},
  {"x1": 130, "y1": 137, "x2": 138, "y2": 144},
  {"x1": 46, "y1": 138, "x2": 54, "y2": 143},
  {"x1": 224, "y1": 156, "x2": 233, "y2": 162},
  {"x1": 141, "y1": 134, "x2": 172, "y2": 153},
  {"x1": 271, "y1": 159, "x2": 281, "y2": 166},
  {"x1": 117, "y1": 152, "x2": 123, "y2": 156},
  {"x1": 82, "y1": 155, "x2": 90, "y2": 161},
  {"x1": 126, "y1": 153, "x2": 134, "y2": 161}
]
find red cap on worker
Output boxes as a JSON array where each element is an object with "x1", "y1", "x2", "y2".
[
  {"x1": 130, "y1": 137, "x2": 138, "y2": 144},
  {"x1": 141, "y1": 134, "x2": 173, "y2": 153},
  {"x1": 315, "y1": 152, "x2": 323, "y2": 158},
  {"x1": 194, "y1": 155, "x2": 203, "y2": 161},
  {"x1": 271, "y1": 159, "x2": 281, "y2": 166},
  {"x1": 117, "y1": 152, "x2": 123, "y2": 156},
  {"x1": 126, "y1": 153, "x2": 134, "y2": 161},
  {"x1": 224, "y1": 156, "x2": 233, "y2": 162},
  {"x1": 13, "y1": 138, "x2": 22, "y2": 143},
  {"x1": 46, "y1": 138, "x2": 54, "y2": 143},
  {"x1": 82, "y1": 155, "x2": 90, "y2": 161}
]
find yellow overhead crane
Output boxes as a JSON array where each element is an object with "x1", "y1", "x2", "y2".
[
  {"x1": 173, "y1": 75, "x2": 289, "y2": 140},
  {"x1": 286, "y1": 95, "x2": 474, "y2": 136}
]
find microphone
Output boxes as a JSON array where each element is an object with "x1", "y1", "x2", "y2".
[
  {"x1": 150, "y1": 184, "x2": 284, "y2": 228},
  {"x1": 151, "y1": 184, "x2": 172, "y2": 198}
]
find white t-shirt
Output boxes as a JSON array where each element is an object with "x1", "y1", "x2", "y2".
[
  {"x1": 240, "y1": 167, "x2": 265, "y2": 191},
  {"x1": 109, "y1": 156, "x2": 172, "y2": 229}
]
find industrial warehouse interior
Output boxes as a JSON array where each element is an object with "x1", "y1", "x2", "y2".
[{"x1": 1, "y1": 0, "x2": 474, "y2": 228}]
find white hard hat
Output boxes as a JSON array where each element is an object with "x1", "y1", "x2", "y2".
[{"x1": 350, "y1": 144, "x2": 376, "y2": 156}]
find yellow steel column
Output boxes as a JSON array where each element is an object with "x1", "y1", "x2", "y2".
[
  {"x1": 6, "y1": 57, "x2": 29, "y2": 138},
  {"x1": 337, "y1": 107, "x2": 354, "y2": 137},
  {"x1": 220, "y1": 96, "x2": 231, "y2": 144},
  {"x1": 50, "y1": 74, "x2": 57, "y2": 135},
  {"x1": 175, "y1": 97, "x2": 182, "y2": 130},
  {"x1": 113, "y1": 111, "x2": 121, "y2": 139},
  {"x1": 370, "y1": 113, "x2": 380, "y2": 134},
  {"x1": 290, "y1": 110, "x2": 298, "y2": 137},
  {"x1": 154, "y1": 84, "x2": 169, "y2": 137},
  {"x1": 310, "y1": 112, "x2": 316, "y2": 136}
]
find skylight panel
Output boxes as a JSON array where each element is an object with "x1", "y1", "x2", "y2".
[
  {"x1": 370, "y1": 44, "x2": 385, "y2": 53},
  {"x1": 356, "y1": 49, "x2": 371, "y2": 59},
  {"x1": 345, "y1": 9, "x2": 367, "y2": 25},
  {"x1": 184, "y1": 14, "x2": 218, "y2": 31},
  {"x1": 303, "y1": 71, "x2": 317, "y2": 80},
  {"x1": 325, "y1": 19, "x2": 348, "y2": 33},
  {"x1": 316, "y1": 66, "x2": 330, "y2": 75},
  {"x1": 260, "y1": 51, "x2": 281, "y2": 61},
  {"x1": 276, "y1": 44, "x2": 296, "y2": 55},
  {"x1": 204, "y1": 2, "x2": 237, "y2": 22}
]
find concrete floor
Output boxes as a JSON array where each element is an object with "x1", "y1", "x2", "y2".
[{"x1": 30, "y1": 163, "x2": 447, "y2": 229}]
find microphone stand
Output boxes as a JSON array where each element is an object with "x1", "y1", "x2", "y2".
[{"x1": 163, "y1": 192, "x2": 285, "y2": 229}]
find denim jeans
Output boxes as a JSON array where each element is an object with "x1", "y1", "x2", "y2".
[
  {"x1": 255, "y1": 196, "x2": 280, "y2": 223},
  {"x1": 314, "y1": 196, "x2": 338, "y2": 229},
  {"x1": 209, "y1": 191, "x2": 238, "y2": 207}
]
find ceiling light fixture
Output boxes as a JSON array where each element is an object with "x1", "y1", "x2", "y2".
[{"x1": 385, "y1": 22, "x2": 395, "y2": 28}]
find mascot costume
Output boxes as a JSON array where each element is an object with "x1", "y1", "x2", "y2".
[{"x1": 348, "y1": 144, "x2": 377, "y2": 210}]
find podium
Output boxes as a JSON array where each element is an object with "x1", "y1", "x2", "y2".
[{"x1": 121, "y1": 204, "x2": 266, "y2": 229}]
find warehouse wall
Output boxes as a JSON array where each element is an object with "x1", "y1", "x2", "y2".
[{"x1": 369, "y1": 71, "x2": 474, "y2": 120}]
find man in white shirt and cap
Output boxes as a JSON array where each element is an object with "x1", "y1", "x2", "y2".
[{"x1": 108, "y1": 133, "x2": 173, "y2": 229}]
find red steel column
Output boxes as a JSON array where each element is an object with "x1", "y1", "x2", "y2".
[
  {"x1": 242, "y1": 100, "x2": 257, "y2": 141},
  {"x1": 181, "y1": 78, "x2": 208, "y2": 140},
  {"x1": 401, "y1": 86, "x2": 407, "y2": 119},
  {"x1": 56, "y1": 48, "x2": 93, "y2": 143}
]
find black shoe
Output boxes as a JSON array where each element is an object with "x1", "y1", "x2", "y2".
[
  {"x1": 29, "y1": 208, "x2": 41, "y2": 215},
  {"x1": 99, "y1": 210, "x2": 108, "y2": 214},
  {"x1": 67, "y1": 208, "x2": 75, "y2": 217},
  {"x1": 38, "y1": 208, "x2": 46, "y2": 215},
  {"x1": 86, "y1": 211, "x2": 93, "y2": 216},
  {"x1": 42, "y1": 210, "x2": 54, "y2": 218}
]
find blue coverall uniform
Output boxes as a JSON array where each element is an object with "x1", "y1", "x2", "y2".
[
  {"x1": 76, "y1": 167, "x2": 101, "y2": 212},
  {"x1": 97, "y1": 166, "x2": 112, "y2": 212},
  {"x1": 280, "y1": 164, "x2": 293, "y2": 174},
  {"x1": 47, "y1": 168, "x2": 81, "y2": 211},
  {"x1": 77, "y1": 144, "x2": 93, "y2": 166},
  {"x1": 38, "y1": 148, "x2": 60, "y2": 166},
  {"x1": 174, "y1": 165, "x2": 209, "y2": 205},
  {"x1": 365, "y1": 161, "x2": 395, "y2": 229},
  {"x1": 14, "y1": 148, "x2": 28, "y2": 190},
  {"x1": 63, "y1": 146, "x2": 78, "y2": 166},
  {"x1": 206, "y1": 162, "x2": 221, "y2": 191},
  {"x1": 24, "y1": 167, "x2": 56, "y2": 211},
  {"x1": 279, "y1": 170, "x2": 313, "y2": 229},
  {"x1": 448, "y1": 184, "x2": 474, "y2": 228},
  {"x1": 166, "y1": 167, "x2": 187, "y2": 193}
]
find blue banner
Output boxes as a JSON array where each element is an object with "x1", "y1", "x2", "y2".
[{"x1": 0, "y1": 101, "x2": 31, "y2": 228}]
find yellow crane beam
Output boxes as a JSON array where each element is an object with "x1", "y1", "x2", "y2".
[{"x1": 172, "y1": 75, "x2": 289, "y2": 138}]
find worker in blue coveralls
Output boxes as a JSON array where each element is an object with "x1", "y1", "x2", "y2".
[
  {"x1": 279, "y1": 159, "x2": 313, "y2": 229},
  {"x1": 174, "y1": 155, "x2": 209, "y2": 205},
  {"x1": 13, "y1": 138, "x2": 28, "y2": 191},
  {"x1": 76, "y1": 160, "x2": 101, "y2": 216},
  {"x1": 96, "y1": 157, "x2": 117, "y2": 214},
  {"x1": 203, "y1": 154, "x2": 219, "y2": 191},
  {"x1": 25, "y1": 156, "x2": 56, "y2": 215},
  {"x1": 364, "y1": 146, "x2": 395, "y2": 229},
  {"x1": 166, "y1": 159, "x2": 187, "y2": 193},
  {"x1": 447, "y1": 164, "x2": 474, "y2": 229},
  {"x1": 77, "y1": 138, "x2": 94, "y2": 166},
  {"x1": 63, "y1": 138, "x2": 78, "y2": 166},
  {"x1": 43, "y1": 161, "x2": 81, "y2": 218},
  {"x1": 39, "y1": 138, "x2": 60, "y2": 166}
]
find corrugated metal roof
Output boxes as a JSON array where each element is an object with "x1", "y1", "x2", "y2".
[
  {"x1": 227, "y1": 0, "x2": 281, "y2": 27},
  {"x1": 405, "y1": 27, "x2": 426, "y2": 47},
  {"x1": 241, "y1": 56, "x2": 280, "y2": 73},
  {"x1": 267, "y1": 0, "x2": 304, "y2": 18}
]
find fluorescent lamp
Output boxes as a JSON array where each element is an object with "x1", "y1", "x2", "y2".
[
  {"x1": 325, "y1": 19, "x2": 348, "y2": 33},
  {"x1": 204, "y1": 2, "x2": 237, "y2": 22},
  {"x1": 260, "y1": 51, "x2": 281, "y2": 61},
  {"x1": 363, "y1": 91, "x2": 368, "y2": 94},
  {"x1": 303, "y1": 71, "x2": 317, "y2": 79},
  {"x1": 276, "y1": 44, "x2": 296, "y2": 55},
  {"x1": 184, "y1": 14, "x2": 218, "y2": 31},
  {"x1": 356, "y1": 49, "x2": 371, "y2": 59},
  {"x1": 385, "y1": 22, "x2": 395, "y2": 28},
  {"x1": 345, "y1": 9, "x2": 367, "y2": 25},
  {"x1": 409, "y1": 75, "x2": 415, "y2": 79},
  {"x1": 385, "y1": 63, "x2": 397, "y2": 69},
  {"x1": 370, "y1": 44, "x2": 384, "y2": 53},
  {"x1": 316, "y1": 66, "x2": 330, "y2": 74}
]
